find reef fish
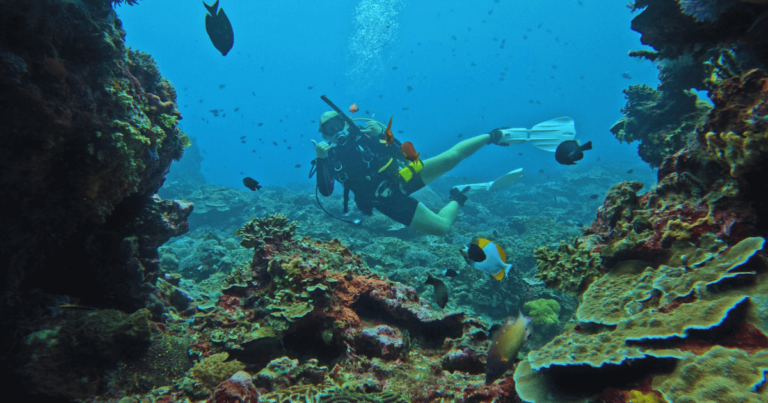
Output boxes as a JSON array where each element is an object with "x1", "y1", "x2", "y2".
[
  {"x1": 242, "y1": 177, "x2": 262, "y2": 191},
  {"x1": 400, "y1": 141, "x2": 420, "y2": 162},
  {"x1": 460, "y1": 238, "x2": 513, "y2": 281},
  {"x1": 443, "y1": 268, "x2": 459, "y2": 277},
  {"x1": 380, "y1": 116, "x2": 395, "y2": 146},
  {"x1": 204, "y1": 0, "x2": 234, "y2": 56},
  {"x1": 349, "y1": 103, "x2": 359, "y2": 113},
  {"x1": 485, "y1": 310, "x2": 533, "y2": 384},
  {"x1": 424, "y1": 273, "x2": 448, "y2": 309},
  {"x1": 555, "y1": 140, "x2": 592, "y2": 165}
]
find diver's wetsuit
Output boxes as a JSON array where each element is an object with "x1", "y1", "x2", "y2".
[{"x1": 315, "y1": 127, "x2": 426, "y2": 225}]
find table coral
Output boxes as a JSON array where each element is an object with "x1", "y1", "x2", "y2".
[{"x1": 515, "y1": 237, "x2": 768, "y2": 402}]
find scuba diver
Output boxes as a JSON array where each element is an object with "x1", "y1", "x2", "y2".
[{"x1": 309, "y1": 96, "x2": 575, "y2": 236}]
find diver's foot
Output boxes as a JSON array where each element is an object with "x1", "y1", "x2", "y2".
[
  {"x1": 487, "y1": 128, "x2": 510, "y2": 147},
  {"x1": 449, "y1": 186, "x2": 471, "y2": 206}
]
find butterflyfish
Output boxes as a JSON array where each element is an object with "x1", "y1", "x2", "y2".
[{"x1": 460, "y1": 238, "x2": 513, "y2": 280}]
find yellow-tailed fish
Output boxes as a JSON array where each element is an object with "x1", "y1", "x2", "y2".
[
  {"x1": 485, "y1": 310, "x2": 532, "y2": 384},
  {"x1": 460, "y1": 237, "x2": 513, "y2": 280}
]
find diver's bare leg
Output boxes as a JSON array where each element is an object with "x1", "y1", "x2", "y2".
[
  {"x1": 409, "y1": 202, "x2": 460, "y2": 236},
  {"x1": 420, "y1": 134, "x2": 491, "y2": 185}
]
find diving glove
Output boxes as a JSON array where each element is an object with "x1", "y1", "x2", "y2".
[
  {"x1": 487, "y1": 128, "x2": 510, "y2": 146},
  {"x1": 449, "y1": 186, "x2": 471, "y2": 207}
]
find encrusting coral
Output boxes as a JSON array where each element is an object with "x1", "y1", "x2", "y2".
[{"x1": 190, "y1": 352, "x2": 246, "y2": 388}]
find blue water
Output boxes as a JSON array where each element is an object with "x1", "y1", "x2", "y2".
[{"x1": 118, "y1": 0, "x2": 660, "y2": 190}]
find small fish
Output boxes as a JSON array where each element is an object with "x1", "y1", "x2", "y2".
[
  {"x1": 204, "y1": 0, "x2": 234, "y2": 56},
  {"x1": 493, "y1": 230, "x2": 499, "y2": 238},
  {"x1": 392, "y1": 66, "x2": 398, "y2": 70},
  {"x1": 443, "y1": 268, "x2": 459, "y2": 277},
  {"x1": 486, "y1": 311, "x2": 533, "y2": 384},
  {"x1": 627, "y1": 169, "x2": 634, "y2": 174},
  {"x1": 380, "y1": 116, "x2": 395, "y2": 146},
  {"x1": 58, "y1": 304, "x2": 96, "y2": 311},
  {"x1": 589, "y1": 194, "x2": 599, "y2": 199},
  {"x1": 400, "y1": 141, "x2": 420, "y2": 162},
  {"x1": 397, "y1": 130, "x2": 404, "y2": 134},
  {"x1": 460, "y1": 238, "x2": 513, "y2": 281},
  {"x1": 243, "y1": 177, "x2": 262, "y2": 191},
  {"x1": 555, "y1": 140, "x2": 593, "y2": 165},
  {"x1": 402, "y1": 107, "x2": 409, "y2": 110},
  {"x1": 458, "y1": 134, "x2": 463, "y2": 138},
  {"x1": 539, "y1": 169, "x2": 544, "y2": 173},
  {"x1": 425, "y1": 273, "x2": 449, "y2": 309},
  {"x1": 240, "y1": 136, "x2": 246, "y2": 139},
  {"x1": 407, "y1": 85, "x2": 413, "y2": 92},
  {"x1": 349, "y1": 103, "x2": 359, "y2": 113},
  {"x1": 622, "y1": 72, "x2": 632, "y2": 79},
  {"x1": 295, "y1": 164, "x2": 301, "y2": 168},
  {"x1": 307, "y1": 86, "x2": 313, "y2": 89},
  {"x1": 258, "y1": 123, "x2": 263, "y2": 126},
  {"x1": 273, "y1": 141, "x2": 278, "y2": 146},
  {"x1": 234, "y1": 107, "x2": 240, "y2": 111},
  {"x1": 379, "y1": 94, "x2": 384, "y2": 98},
  {"x1": 518, "y1": 152, "x2": 523, "y2": 156},
  {"x1": 219, "y1": 84, "x2": 226, "y2": 89}
]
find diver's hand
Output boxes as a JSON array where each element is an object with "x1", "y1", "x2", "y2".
[
  {"x1": 361, "y1": 121, "x2": 383, "y2": 137},
  {"x1": 311, "y1": 140, "x2": 332, "y2": 159}
]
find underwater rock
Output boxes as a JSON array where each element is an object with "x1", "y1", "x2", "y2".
[
  {"x1": 18, "y1": 309, "x2": 152, "y2": 400},
  {"x1": 209, "y1": 371, "x2": 258, "y2": 403}
]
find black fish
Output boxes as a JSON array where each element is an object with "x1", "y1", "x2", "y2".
[
  {"x1": 243, "y1": 177, "x2": 261, "y2": 191},
  {"x1": 204, "y1": 0, "x2": 234, "y2": 56},
  {"x1": 627, "y1": 169, "x2": 634, "y2": 174},
  {"x1": 493, "y1": 230, "x2": 499, "y2": 238},
  {"x1": 425, "y1": 273, "x2": 448, "y2": 309},
  {"x1": 295, "y1": 164, "x2": 301, "y2": 168},
  {"x1": 443, "y1": 268, "x2": 459, "y2": 277},
  {"x1": 273, "y1": 141, "x2": 278, "y2": 146},
  {"x1": 589, "y1": 194, "x2": 599, "y2": 199},
  {"x1": 240, "y1": 135, "x2": 246, "y2": 139},
  {"x1": 555, "y1": 140, "x2": 593, "y2": 165}
]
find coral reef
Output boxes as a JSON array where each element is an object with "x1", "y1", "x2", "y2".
[
  {"x1": 517, "y1": 237, "x2": 768, "y2": 401},
  {"x1": 0, "y1": 0, "x2": 191, "y2": 308},
  {"x1": 534, "y1": 238, "x2": 601, "y2": 296},
  {"x1": 191, "y1": 352, "x2": 246, "y2": 388}
]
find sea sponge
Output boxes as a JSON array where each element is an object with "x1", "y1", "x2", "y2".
[{"x1": 189, "y1": 352, "x2": 246, "y2": 388}]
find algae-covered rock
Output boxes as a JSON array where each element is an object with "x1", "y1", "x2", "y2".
[
  {"x1": 190, "y1": 352, "x2": 246, "y2": 388},
  {"x1": 19, "y1": 309, "x2": 152, "y2": 399},
  {"x1": 534, "y1": 238, "x2": 601, "y2": 296}
]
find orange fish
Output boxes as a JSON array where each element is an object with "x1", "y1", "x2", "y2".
[
  {"x1": 349, "y1": 103, "x2": 359, "y2": 113},
  {"x1": 400, "y1": 141, "x2": 420, "y2": 162},
  {"x1": 380, "y1": 116, "x2": 394, "y2": 146}
]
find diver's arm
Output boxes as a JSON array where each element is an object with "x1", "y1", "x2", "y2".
[{"x1": 316, "y1": 158, "x2": 334, "y2": 196}]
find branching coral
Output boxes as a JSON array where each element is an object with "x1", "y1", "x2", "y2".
[{"x1": 237, "y1": 213, "x2": 298, "y2": 248}]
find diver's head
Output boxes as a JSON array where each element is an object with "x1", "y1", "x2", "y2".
[{"x1": 319, "y1": 111, "x2": 348, "y2": 144}]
